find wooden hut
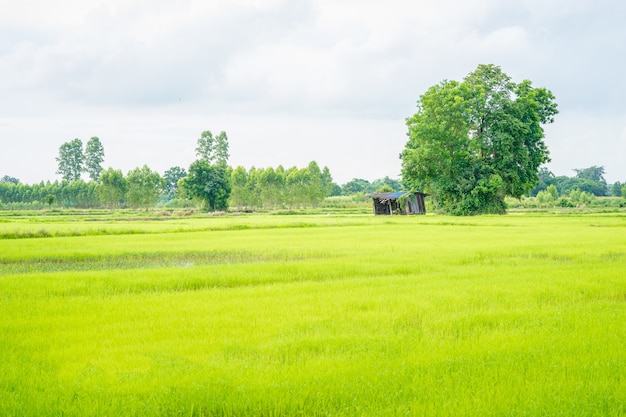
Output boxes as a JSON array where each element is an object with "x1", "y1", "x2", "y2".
[{"x1": 366, "y1": 191, "x2": 426, "y2": 215}]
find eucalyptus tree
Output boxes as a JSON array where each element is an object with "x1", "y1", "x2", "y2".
[
  {"x1": 401, "y1": 64, "x2": 558, "y2": 215},
  {"x1": 306, "y1": 161, "x2": 324, "y2": 208},
  {"x1": 126, "y1": 165, "x2": 165, "y2": 210},
  {"x1": 98, "y1": 168, "x2": 127, "y2": 209},
  {"x1": 195, "y1": 131, "x2": 214, "y2": 162},
  {"x1": 229, "y1": 166, "x2": 250, "y2": 209},
  {"x1": 259, "y1": 167, "x2": 284, "y2": 208},
  {"x1": 56, "y1": 138, "x2": 84, "y2": 182},
  {"x1": 196, "y1": 130, "x2": 229, "y2": 165},
  {"x1": 214, "y1": 131, "x2": 229, "y2": 166},
  {"x1": 84, "y1": 136, "x2": 105, "y2": 181}
]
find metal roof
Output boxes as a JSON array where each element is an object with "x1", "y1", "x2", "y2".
[{"x1": 365, "y1": 191, "x2": 408, "y2": 199}]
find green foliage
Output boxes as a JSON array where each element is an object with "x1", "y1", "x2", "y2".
[
  {"x1": 98, "y1": 168, "x2": 127, "y2": 209},
  {"x1": 574, "y1": 165, "x2": 606, "y2": 182},
  {"x1": 611, "y1": 181, "x2": 623, "y2": 197},
  {"x1": 569, "y1": 188, "x2": 582, "y2": 204},
  {"x1": 1, "y1": 175, "x2": 19, "y2": 184},
  {"x1": 59, "y1": 180, "x2": 99, "y2": 207},
  {"x1": 229, "y1": 166, "x2": 251, "y2": 209},
  {"x1": 556, "y1": 197, "x2": 574, "y2": 207},
  {"x1": 340, "y1": 177, "x2": 402, "y2": 196},
  {"x1": 531, "y1": 166, "x2": 555, "y2": 195},
  {"x1": 260, "y1": 167, "x2": 285, "y2": 208},
  {"x1": 371, "y1": 176, "x2": 402, "y2": 192},
  {"x1": 328, "y1": 182, "x2": 342, "y2": 197},
  {"x1": 321, "y1": 166, "x2": 335, "y2": 197},
  {"x1": 56, "y1": 138, "x2": 84, "y2": 182},
  {"x1": 228, "y1": 162, "x2": 333, "y2": 210},
  {"x1": 536, "y1": 190, "x2": 552, "y2": 204},
  {"x1": 195, "y1": 130, "x2": 214, "y2": 161},
  {"x1": 0, "y1": 179, "x2": 99, "y2": 208},
  {"x1": 546, "y1": 184, "x2": 558, "y2": 200},
  {"x1": 533, "y1": 167, "x2": 610, "y2": 197},
  {"x1": 305, "y1": 161, "x2": 324, "y2": 208},
  {"x1": 341, "y1": 178, "x2": 371, "y2": 195},
  {"x1": 180, "y1": 160, "x2": 231, "y2": 211},
  {"x1": 567, "y1": 189, "x2": 594, "y2": 205},
  {"x1": 84, "y1": 136, "x2": 105, "y2": 181},
  {"x1": 195, "y1": 130, "x2": 230, "y2": 165},
  {"x1": 163, "y1": 166, "x2": 187, "y2": 200},
  {"x1": 214, "y1": 131, "x2": 230, "y2": 166},
  {"x1": 375, "y1": 184, "x2": 394, "y2": 193},
  {"x1": 401, "y1": 64, "x2": 557, "y2": 215},
  {"x1": 557, "y1": 176, "x2": 607, "y2": 196},
  {"x1": 622, "y1": 184, "x2": 626, "y2": 200},
  {"x1": 125, "y1": 165, "x2": 165, "y2": 209},
  {"x1": 580, "y1": 191, "x2": 593, "y2": 205}
]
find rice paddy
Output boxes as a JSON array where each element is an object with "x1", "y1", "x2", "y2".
[{"x1": 0, "y1": 211, "x2": 625, "y2": 416}]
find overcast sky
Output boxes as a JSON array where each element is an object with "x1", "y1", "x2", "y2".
[{"x1": 1, "y1": 0, "x2": 625, "y2": 185}]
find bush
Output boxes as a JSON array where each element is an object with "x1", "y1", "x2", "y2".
[{"x1": 556, "y1": 198, "x2": 574, "y2": 208}]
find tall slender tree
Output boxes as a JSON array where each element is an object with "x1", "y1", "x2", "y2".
[
  {"x1": 195, "y1": 131, "x2": 214, "y2": 162},
  {"x1": 56, "y1": 138, "x2": 84, "y2": 182},
  {"x1": 84, "y1": 136, "x2": 105, "y2": 181},
  {"x1": 195, "y1": 130, "x2": 229, "y2": 165},
  {"x1": 214, "y1": 131, "x2": 230, "y2": 166}
]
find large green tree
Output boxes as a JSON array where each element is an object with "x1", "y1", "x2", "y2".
[
  {"x1": 401, "y1": 64, "x2": 558, "y2": 215},
  {"x1": 179, "y1": 160, "x2": 231, "y2": 211},
  {"x1": 56, "y1": 138, "x2": 84, "y2": 182},
  {"x1": 84, "y1": 136, "x2": 105, "y2": 181}
]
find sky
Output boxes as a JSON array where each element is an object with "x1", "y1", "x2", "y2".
[{"x1": 1, "y1": 0, "x2": 625, "y2": 186}]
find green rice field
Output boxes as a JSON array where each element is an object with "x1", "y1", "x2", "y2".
[{"x1": 1, "y1": 211, "x2": 625, "y2": 416}]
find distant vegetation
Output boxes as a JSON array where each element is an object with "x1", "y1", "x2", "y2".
[
  {"x1": 0, "y1": 130, "x2": 407, "y2": 211},
  {"x1": 531, "y1": 165, "x2": 624, "y2": 198},
  {"x1": 0, "y1": 171, "x2": 406, "y2": 211},
  {"x1": 1, "y1": 103, "x2": 624, "y2": 213}
]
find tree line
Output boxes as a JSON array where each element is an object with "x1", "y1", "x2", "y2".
[
  {"x1": 532, "y1": 166, "x2": 625, "y2": 198},
  {"x1": 1, "y1": 131, "x2": 404, "y2": 210}
]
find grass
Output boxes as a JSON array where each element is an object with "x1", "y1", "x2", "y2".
[{"x1": 0, "y1": 212, "x2": 625, "y2": 416}]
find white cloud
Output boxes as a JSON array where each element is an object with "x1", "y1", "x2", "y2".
[{"x1": 1, "y1": 0, "x2": 626, "y2": 185}]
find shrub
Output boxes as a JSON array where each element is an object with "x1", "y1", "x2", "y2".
[{"x1": 556, "y1": 198, "x2": 574, "y2": 208}]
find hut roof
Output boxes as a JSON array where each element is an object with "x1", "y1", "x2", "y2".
[
  {"x1": 366, "y1": 191, "x2": 406, "y2": 200},
  {"x1": 366, "y1": 191, "x2": 425, "y2": 200}
]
